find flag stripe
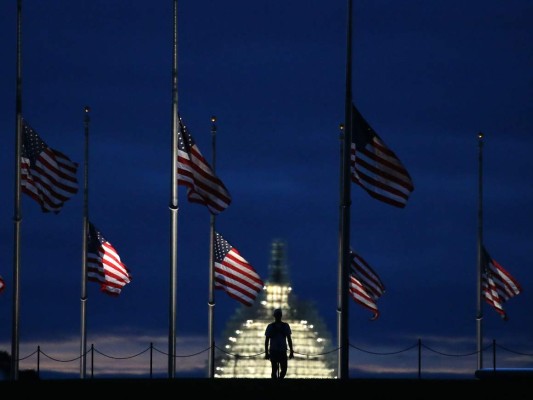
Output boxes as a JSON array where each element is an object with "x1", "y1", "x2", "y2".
[
  {"x1": 214, "y1": 232, "x2": 263, "y2": 306},
  {"x1": 214, "y1": 270, "x2": 264, "y2": 297},
  {"x1": 214, "y1": 254, "x2": 264, "y2": 303},
  {"x1": 349, "y1": 248, "x2": 385, "y2": 320},
  {"x1": 216, "y1": 250, "x2": 264, "y2": 287},
  {"x1": 353, "y1": 147, "x2": 413, "y2": 196},
  {"x1": 177, "y1": 118, "x2": 231, "y2": 215},
  {"x1": 350, "y1": 105, "x2": 414, "y2": 208},
  {"x1": 21, "y1": 120, "x2": 79, "y2": 213},
  {"x1": 349, "y1": 275, "x2": 379, "y2": 317},
  {"x1": 481, "y1": 247, "x2": 521, "y2": 320},
  {"x1": 351, "y1": 253, "x2": 385, "y2": 299},
  {"x1": 87, "y1": 222, "x2": 131, "y2": 296},
  {"x1": 178, "y1": 152, "x2": 232, "y2": 208},
  {"x1": 214, "y1": 279, "x2": 260, "y2": 304}
]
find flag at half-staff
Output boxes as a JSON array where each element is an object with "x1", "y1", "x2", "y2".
[
  {"x1": 214, "y1": 231, "x2": 264, "y2": 306},
  {"x1": 87, "y1": 222, "x2": 131, "y2": 296},
  {"x1": 177, "y1": 117, "x2": 231, "y2": 215},
  {"x1": 481, "y1": 247, "x2": 521, "y2": 320},
  {"x1": 349, "y1": 248, "x2": 385, "y2": 320},
  {"x1": 350, "y1": 104, "x2": 414, "y2": 208},
  {"x1": 21, "y1": 119, "x2": 79, "y2": 213}
]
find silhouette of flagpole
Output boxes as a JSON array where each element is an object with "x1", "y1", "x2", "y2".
[
  {"x1": 11, "y1": 0, "x2": 23, "y2": 381},
  {"x1": 169, "y1": 0, "x2": 179, "y2": 378},
  {"x1": 208, "y1": 116, "x2": 217, "y2": 378},
  {"x1": 80, "y1": 106, "x2": 91, "y2": 378},
  {"x1": 337, "y1": 0, "x2": 353, "y2": 380},
  {"x1": 476, "y1": 132, "x2": 484, "y2": 370}
]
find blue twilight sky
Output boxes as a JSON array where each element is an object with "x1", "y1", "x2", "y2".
[{"x1": 0, "y1": 1, "x2": 531, "y2": 379}]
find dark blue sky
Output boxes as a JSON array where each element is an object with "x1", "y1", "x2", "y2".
[{"x1": 0, "y1": 1, "x2": 531, "y2": 378}]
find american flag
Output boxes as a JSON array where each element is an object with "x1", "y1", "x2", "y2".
[
  {"x1": 214, "y1": 232, "x2": 264, "y2": 306},
  {"x1": 349, "y1": 248, "x2": 385, "y2": 320},
  {"x1": 481, "y1": 247, "x2": 521, "y2": 320},
  {"x1": 0, "y1": 275, "x2": 5, "y2": 294},
  {"x1": 177, "y1": 118, "x2": 231, "y2": 215},
  {"x1": 21, "y1": 119, "x2": 79, "y2": 213},
  {"x1": 350, "y1": 105, "x2": 414, "y2": 208},
  {"x1": 87, "y1": 222, "x2": 131, "y2": 296}
]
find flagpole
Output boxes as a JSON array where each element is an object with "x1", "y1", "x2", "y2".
[
  {"x1": 476, "y1": 132, "x2": 484, "y2": 370},
  {"x1": 337, "y1": 0, "x2": 353, "y2": 380},
  {"x1": 11, "y1": 0, "x2": 23, "y2": 381},
  {"x1": 207, "y1": 116, "x2": 217, "y2": 378},
  {"x1": 337, "y1": 121, "x2": 349, "y2": 378},
  {"x1": 168, "y1": 0, "x2": 179, "y2": 378},
  {"x1": 80, "y1": 106, "x2": 90, "y2": 378}
]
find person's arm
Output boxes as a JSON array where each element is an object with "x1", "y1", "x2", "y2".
[
  {"x1": 287, "y1": 333, "x2": 294, "y2": 359},
  {"x1": 264, "y1": 336, "x2": 270, "y2": 359}
]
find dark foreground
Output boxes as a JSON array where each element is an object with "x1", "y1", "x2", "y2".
[{"x1": 2, "y1": 376, "x2": 533, "y2": 398}]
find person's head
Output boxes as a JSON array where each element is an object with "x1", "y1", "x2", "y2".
[{"x1": 273, "y1": 308, "x2": 282, "y2": 320}]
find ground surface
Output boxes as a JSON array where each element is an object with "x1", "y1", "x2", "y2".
[{"x1": 2, "y1": 376, "x2": 533, "y2": 398}]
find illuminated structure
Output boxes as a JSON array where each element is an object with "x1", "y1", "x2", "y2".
[{"x1": 215, "y1": 239, "x2": 337, "y2": 378}]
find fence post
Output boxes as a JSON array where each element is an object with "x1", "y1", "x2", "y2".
[
  {"x1": 417, "y1": 338, "x2": 421, "y2": 379},
  {"x1": 150, "y1": 342, "x2": 153, "y2": 379},
  {"x1": 492, "y1": 339, "x2": 496, "y2": 371},
  {"x1": 91, "y1": 344, "x2": 94, "y2": 379},
  {"x1": 37, "y1": 345, "x2": 40, "y2": 379}
]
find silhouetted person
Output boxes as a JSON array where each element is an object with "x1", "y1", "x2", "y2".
[{"x1": 264, "y1": 308, "x2": 294, "y2": 379}]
